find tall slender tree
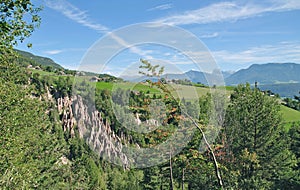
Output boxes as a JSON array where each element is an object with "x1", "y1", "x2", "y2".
[
  {"x1": 223, "y1": 84, "x2": 297, "y2": 189},
  {"x1": 139, "y1": 59, "x2": 224, "y2": 189}
]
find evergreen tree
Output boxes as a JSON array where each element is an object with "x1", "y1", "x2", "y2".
[
  {"x1": 288, "y1": 122, "x2": 300, "y2": 188},
  {"x1": 223, "y1": 84, "x2": 297, "y2": 189}
]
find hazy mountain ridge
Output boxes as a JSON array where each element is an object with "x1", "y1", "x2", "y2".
[
  {"x1": 225, "y1": 63, "x2": 300, "y2": 85},
  {"x1": 123, "y1": 70, "x2": 233, "y2": 85},
  {"x1": 258, "y1": 83, "x2": 300, "y2": 98},
  {"x1": 162, "y1": 63, "x2": 300, "y2": 86},
  {"x1": 164, "y1": 70, "x2": 233, "y2": 85}
]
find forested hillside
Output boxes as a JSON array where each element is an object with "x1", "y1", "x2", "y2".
[
  {"x1": 2, "y1": 54, "x2": 300, "y2": 189},
  {"x1": 15, "y1": 49, "x2": 64, "y2": 69},
  {"x1": 1, "y1": 1, "x2": 300, "y2": 189}
]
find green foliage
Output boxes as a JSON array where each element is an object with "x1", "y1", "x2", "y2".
[
  {"x1": 289, "y1": 123, "x2": 300, "y2": 161},
  {"x1": 96, "y1": 81, "x2": 161, "y2": 95},
  {"x1": 170, "y1": 78, "x2": 193, "y2": 86},
  {"x1": 0, "y1": 2, "x2": 113, "y2": 189},
  {"x1": 107, "y1": 168, "x2": 143, "y2": 190},
  {"x1": 0, "y1": 50, "x2": 28, "y2": 85},
  {"x1": 98, "y1": 73, "x2": 123, "y2": 82},
  {"x1": 139, "y1": 58, "x2": 164, "y2": 77},
  {"x1": 0, "y1": 0, "x2": 41, "y2": 48},
  {"x1": 223, "y1": 84, "x2": 298, "y2": 189},
  {"x1": 2, "y1": 55, "x2": 299, "y2": 189},
  {"x1": 142, "y1": 166, "x2": 170, "y2": 190},
  {"x1": 288, "y1": 122, "x2": 300, "y2": 188},
  {"x1": 0, "y1": 78, "x2": 68, "y2": 189},
  {"x1": 284, "y1": 92, "x2": 300, "y2": 111}
]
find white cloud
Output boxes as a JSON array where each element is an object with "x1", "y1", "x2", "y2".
[
  {"x1": 168, "y1": 41, "x2": 300, "y2": 71},
  {"x1": 43, "y1": 48, "x2": 87, "y2": 55},
  {"x1": 213, "y1": 41, "x2": 300, "y2": 66},
  {"x1": 108, "y1": 33, "x2": 154, "y2": 59},
  {"x1": 200, "y1": 32, "x2": 219, "y2": 38},
  {"x1": 45, "y1": 0, "x2": 109, "y2": 33},
  {"x1": 155, "y1": 0, "x2": 300, "y2": 25},
  {"x1": 148, "y1": 4, "x2": 173, "y2": 11},
  {"x1": 271, "y1": 0, "x2": 300, "y2": 10},
  {"x1": 43, "y1": 50, "x2": 63, "y2": 55},
  {"x1": 45, "y1": 0, "x2": 154, "y2": 61}
]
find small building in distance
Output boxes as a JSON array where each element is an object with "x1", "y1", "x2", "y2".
[{"x1": 89, "y1": 76, "x2": 101, "y2": 82}]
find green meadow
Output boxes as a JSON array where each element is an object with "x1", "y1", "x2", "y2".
[
  {"x1": 280, "y1": 105, "x2": 300, "y2": 129},
  {"x1": 96, "y1": 82, "x2": 214, "y2": 99}
]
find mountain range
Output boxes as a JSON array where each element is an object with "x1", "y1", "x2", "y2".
[
  {"x1": 162, "y1": 70, "x2": 234, "y2": 85},
  {"x1": 226, "y1": 63, "x2": 300, "y2": 85},
  {"x1": 17, "y1": 49, "x2": 300, "y2": 86},
  {"x1": 124, "y1": 63, "x2": 300, "y2": 86}
]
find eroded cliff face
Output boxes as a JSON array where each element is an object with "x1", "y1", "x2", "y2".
[
  {"x1": 57, "y1": 96, "x2": 75, "y2": 138},
  {"x1": 57, "y1": 95, "x2": 129, "y2": 168}
]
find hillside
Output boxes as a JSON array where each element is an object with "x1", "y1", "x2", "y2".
[
  {"x1": 225, "y1": 63, "x2": 300, "y2": 85},
  {"x1": 15, "y1": 49, "x2": 115, "y2": 78},
  {"x1": 2, "y1": 52, "x2": 300, "y2": 189},
  {"x1": 15, "y1": 49, "x2": 64, "y2": 69},
  {"x1": 281, "y1": 105, "x2": 300, "y2": 126}
]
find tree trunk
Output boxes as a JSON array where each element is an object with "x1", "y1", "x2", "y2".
[
  {"x1": 185, "y1": 113, "x2": 224, "y2": 189},
  {"x1": 182, "y1": 168, "x2": 185, "y2": 190},
  {"x1": 169, "y1": 148, "x2": 174, "y2": 190}
]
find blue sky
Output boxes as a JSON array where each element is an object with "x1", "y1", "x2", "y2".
[{"x1": 17, "y1": 0, "x2": 300, "y2": 75}]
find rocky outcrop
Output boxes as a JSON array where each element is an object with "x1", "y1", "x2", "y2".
[
  {"x1": 57, "y1": 96, "x2": 75, "y2": 138},
  {"x1": 57, "y1": 95, "x2": 129, "y2": 168}
]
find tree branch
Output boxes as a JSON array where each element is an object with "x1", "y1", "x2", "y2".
[{"x1": 184, "y1": 112, "x2": 224, "y2": 189}]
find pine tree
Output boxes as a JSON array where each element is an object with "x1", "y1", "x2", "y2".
[
  {"x1": 223, "y1": 84, "x2": 297, "y2": 189},
  {"x1": 288, "y1": 122, "x2": 300, "y2": 188}
]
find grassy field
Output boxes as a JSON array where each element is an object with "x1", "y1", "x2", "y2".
[
  {"x1": 280, "y1": 105, "x2": 300, "y2": 129},
  {"x1": 168, "y1": 84, "x2": 211, "y2": 99},
  {"x1": 29, "y1": 68, "x2": 74, "y2": 79},
  {"x1": 96, "y1": 82, "x2": 161, "y2": 94},
  {"x1": 29, "y1": 68, "x2": 56, "y2": 76},
  {"x1": 96, "y1": 82, "x2": 216, "y2": 99}
]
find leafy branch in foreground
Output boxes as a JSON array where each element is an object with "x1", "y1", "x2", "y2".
[
  {"x1": 0, "y1": 0, "x2": 42, "y2": 49},
  {"x1": 138, "y1": 58, "x2": 224, "y2": 189},
  {"x1": 139, "y1": 59, "x2": 164, "y2": 77}
]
